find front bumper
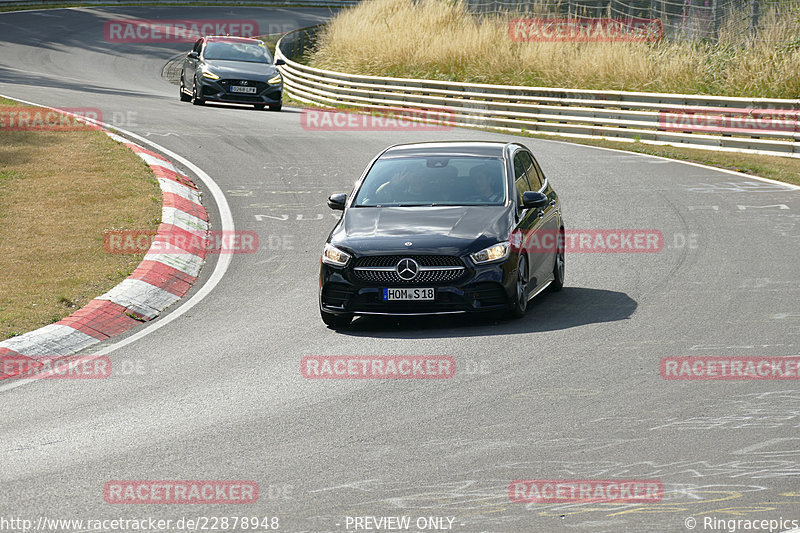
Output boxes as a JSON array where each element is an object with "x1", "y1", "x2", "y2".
[
  {"x1": 197, "y1": 78, "x2": 282, "y2": 105},
  {"x1": 319, "y1": 259, "x2": 516, "y2": 316}
]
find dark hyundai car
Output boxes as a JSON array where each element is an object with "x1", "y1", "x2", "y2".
[
  {"x1": 318, "y1": 141, "x2": 565, "y2": 327},
  {"x1": 180, "y1": 35, "x2": 284, "y2": 110}
]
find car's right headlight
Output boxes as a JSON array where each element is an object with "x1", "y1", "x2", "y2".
[
  {"x1": 322, "y1": 243, "x2": 351, "y2": 267},
  {"x1": 267, "y1": 74, "x2": 282, "y2": 84},
  {"x1": 470, "y1": 242, "x2": 510, "y2": 265},
  {"x1": 201, "y1": 67, "x2": 220, "y2": 80}
]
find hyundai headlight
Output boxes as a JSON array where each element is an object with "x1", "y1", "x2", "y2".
[
  {"x1": 268, "y1": 74, "x2": 282, "y2": 84},
  {"x1": 201, "y1": 67, "x2": 220, "y2": 80}
]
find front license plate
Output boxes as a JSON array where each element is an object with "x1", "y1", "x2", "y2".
[
  {"x1": 383, "y1": 288, "x2": 435, "y2": 301},
  {"x1": 230, "y1": 86, "x2": 257, "y2": 93}
]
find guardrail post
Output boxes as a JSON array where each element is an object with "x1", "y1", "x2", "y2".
[
  {"x1": 710, "y1": 0, "x2": 720, "y2": 41},
  {"x1": 749, "y1": 0, "x2": 760, "y2": 38}
]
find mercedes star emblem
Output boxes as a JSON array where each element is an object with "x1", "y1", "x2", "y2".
[{"x1": 396, "y1": 258, "x2": 419, "y2": 281}]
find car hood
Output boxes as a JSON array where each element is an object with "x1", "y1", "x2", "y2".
[
  {"x1": 203, "y1": 60, "x2": 278, "y2": 80},
  {"x1": 331, "y1": 206, "x2": 512, "y2": 255}
]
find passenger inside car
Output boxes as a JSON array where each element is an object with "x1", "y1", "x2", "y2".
[{"x1": 469, "y1": 163, "x2": 504, "y2": 203}]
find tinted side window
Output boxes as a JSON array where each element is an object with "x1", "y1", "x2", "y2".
[
  {"x1": 519, "y1": 151, "x2": 543, "y2": 190},
  {"x1": 513, "y1": 152, "x2": 532, "y2": 205},
  {"x1": 530, "y1": 156, "x2": 546, "y2": 190}
]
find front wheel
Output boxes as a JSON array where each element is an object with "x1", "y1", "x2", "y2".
[
  {"x1": 508, "y1": 255, "x2": 528, "y2": 318},
  {"x1": 191, "y1": 83, "x2": 205, "y2": 105},
  {"x1": 320, "y1": 309, "x2": 352, "y2": 328},
  {"x1": 269, "y1": 103, "x2": 282, "y2": 111},
  {"x1": 551, "y1": 227, "x2": 565, "y2": 292},
  {"x1": 179, "y1": 76, "x2": 191, "y2": 102}
]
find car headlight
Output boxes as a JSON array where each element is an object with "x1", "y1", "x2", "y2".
[
  {"x1": 268, "y1": 74, "x2": 282, "y2": 84},
  {"x1": 322, "y1": 243, "x2": 351, "y2": 267},
  {"x1": 201, "y1": 67, "x2": 220, "y2": 80},
  {"x1": 470, "y1": 242, "x2": 510, "y2": 264}
]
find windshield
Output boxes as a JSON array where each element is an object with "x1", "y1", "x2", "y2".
[
  {"x1": 353, "y1": 156, "x2": 506, "y2": 207},
  {"x1": 204, "y1": 41, "x2": 272, "y2": 63}
]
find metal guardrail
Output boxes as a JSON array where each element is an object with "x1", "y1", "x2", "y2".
[
  {"x1": 276, "y1": 25, "x2": 800, "y2": 158},
  {"x1": 0, "y1": 0, "x2": 357, "y2": 6}
]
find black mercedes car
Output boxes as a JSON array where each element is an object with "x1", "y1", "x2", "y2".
[
  {"x1": 180, "y1": 35, "x2": 284, "y2": 110},
  {"x1": 318, "y1": 141, "x2": 565, "y2": 327}
]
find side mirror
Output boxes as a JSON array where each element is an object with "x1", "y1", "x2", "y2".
[
  {"x1": 521, "y1": 191, "x2": 549, "y2": 209},
  {"x1": 327, "y1": 193, "x2": 347, "y2": 210},
  {"x1": 275, "y1": 58, "x2": 286, "y2": 66},
  {"x1": 187, "y1": 51, "x2": 199, "y2": 59}
]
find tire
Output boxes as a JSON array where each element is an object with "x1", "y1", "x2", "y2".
[
  {"x1": 254, "y1": 104, "x2": 266, "y2": 110},
  {"x1": 508, "y1": 255, "x2": 528, "y2": 318},
  {"x1": 320, "y1": 309, "x2": 352, "y2": 328},
  {"x1": 551, "y1": 226, "x2": 565, "y2": 292},
  {"x1": 179, "y1": 77, "x2": 191, "y2": 102},
  {"x1": 192, "y1": 83, "x2": 205, "y2": 106},
  {"x1": 269, "y1": 103, "x2": 282, "y2": 111}
]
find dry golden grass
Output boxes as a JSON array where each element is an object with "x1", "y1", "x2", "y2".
[
  {"x1": 0, "y1": 104, "x2": 161, "y2": 340},
  {"x1": 310, "y1": 0, "x2": 800, "y2": 98}
]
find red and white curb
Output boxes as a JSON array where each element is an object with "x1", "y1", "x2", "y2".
[{"x1": 0, "y1": 130, "x2": 209, "y2": 378}]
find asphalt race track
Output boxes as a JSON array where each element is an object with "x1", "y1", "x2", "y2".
[{"x1": 1, "y1": 6, "x2": 799, "y2": 533}]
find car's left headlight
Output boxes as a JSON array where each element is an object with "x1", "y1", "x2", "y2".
[
  {"x1": 268, "y1": 74, "x2": 282, "y2": 84},
  {"x1": 470, "y1": 242, "x2": 510, "y2": 264},
  {"x1": 201, "y1": 67, "x2": 220, "y2": 80},
  {"x1": 322, "y1": 243, "x2": 351, "y2": 267}
]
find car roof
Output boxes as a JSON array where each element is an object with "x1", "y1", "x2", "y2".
[
  {"x1": 204, "y1": 36, "x2": 262, "y2": 44},
  {"x1": 381, "y1": 141, "x2": 517, "y2": 158}
]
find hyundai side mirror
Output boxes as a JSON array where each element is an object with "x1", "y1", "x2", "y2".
[
  {"x1": 521, "y1": 191, "x2": 549, "y2": 209},
  {"x1": 327, "y1": 193, "x2": 347, "y2": 210},
  {"x1": 275, "y1": 58, "x2": 286, "y2": 66},
  {"x1": 187, "y1": 51, "x2": 199, "y2": 59}
]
